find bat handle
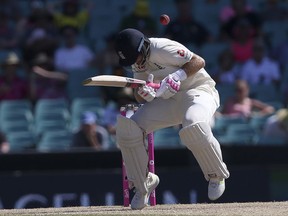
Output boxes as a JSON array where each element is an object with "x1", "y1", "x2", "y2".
[{"x1": 147, "y1": 82, "x2": 160, "y2": 89}]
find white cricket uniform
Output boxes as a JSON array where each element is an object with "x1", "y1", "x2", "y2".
[
  {"x1": 130, "y1": 38, "x2": 220, "y2": 132},
  {"x1": 116, "y1": 37, "x2": 229, "y2": 198}
]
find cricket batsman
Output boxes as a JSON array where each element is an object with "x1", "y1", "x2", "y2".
[{"x1": 115, "y1": 28, "x2": 230, "y2": 210}]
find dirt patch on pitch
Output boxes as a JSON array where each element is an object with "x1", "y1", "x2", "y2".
[{"x1": 0, "y1": 202, "x2": 287, "y2": 216}]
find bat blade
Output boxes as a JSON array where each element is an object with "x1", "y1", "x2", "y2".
[
  {"x1": 82, "y1": 75, "x2": 146, "y2": 88},
  {"x1": 82, "y1": 75, "x2": 160, "y2": 89}
]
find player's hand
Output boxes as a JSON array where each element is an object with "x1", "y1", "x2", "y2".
[
  {"x1": 156, "y1": 74, "x2": 181, "y2": 99},
  {"x1": 137, "y1": 74, "x2": 156, "y2": 102}
]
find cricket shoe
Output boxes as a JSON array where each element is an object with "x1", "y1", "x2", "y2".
[
  {"x1": 208, "y1": 177, "x2": 225, "y2": 201},
  {"x1": 131, "y1": 172, "x2": 160, "y2": 210}
]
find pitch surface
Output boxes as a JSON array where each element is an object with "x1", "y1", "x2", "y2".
[{"x1": 0, "y1": 202, "x2": 287, "y2": 216}]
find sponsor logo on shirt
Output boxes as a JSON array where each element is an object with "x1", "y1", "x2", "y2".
[
  {"x1": 153, "y1": 63, "x2": 165, "y2": 69},
  {"x1": 177, "y1": 49, "x2": 185, "y2": 57}
]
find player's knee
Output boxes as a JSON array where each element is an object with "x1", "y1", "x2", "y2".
[
  {"x1": 116, "y1": 115, "x2": 144, "y2": 148},
  {"x1": 182, "y1": 105, "x2": 208, "y2": 128},
  {"x1": 179, "y1": 121, "x2": 213, "y2": 149}
]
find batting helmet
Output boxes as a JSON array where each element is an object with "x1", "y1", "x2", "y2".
[{"x1": 115, "y1": 28, "x2": 150, "y2": 67}]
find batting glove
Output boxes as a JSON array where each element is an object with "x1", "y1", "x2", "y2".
[
  {"x1": 156, "y1": 69, "x2": 187, "y2": 99},
  {"x1": 137, "y1": 74, "x2": 157, "y2": 102},
  {"x1": 138, "y1": 85, "x2": 156, "y2": 102}
]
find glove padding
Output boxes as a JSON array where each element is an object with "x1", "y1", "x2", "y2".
[
  {"x1": 156, "y1": 74, "x2": 181, "y2": 99},
  {"x1": 138, "y1": 85, "x2": 156, "y2": 102},
  {"x1": 137, "y1": 74, "x2": 156, "y2": 102}
]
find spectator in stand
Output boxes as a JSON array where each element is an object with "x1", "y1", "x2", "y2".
[
  {"x1": 119, "y1": 0, "x2": 158, "y2": 37},
  {"x1": 0, "y1": 0, "x2": 25, "y2": 47},
  {"x1": 220, "y1": 0, "x2": 262, "y2": 41},
  {"x1": 101, "y1": 66, "x2": 131, "y2": 104},
  {"x1": 29, "y1": 53, "x2": 68, "y2": 104},
  {"x1": 50, "y1": 0, "x2": 92, "y2": 31},
  {"x1": 229, "y1": 18, "x2": 257, "y2": 63},
  {"x1": 211, "y1": 49, "x2": 240, "y2": 84},
  {"x1": 164, "y1": 0, "x2": 212, "y2": 47},
  {"x1": 220, "y1": 0, "x2": 253, "y2": 23},
  {"x1": 271, "y1": 39, "x2": 288, "y2": 71},
  {"x1": 259, "y1": 0, "x2": 288, "y2": 22},
  {"x1": 0, "y1": 131, "x2": 10, "y2": 154},
  {"x1": 54, "y1": 25, "x2": 95, "y2": 72},
  {"x1": 282, "y1": 84, "x2": 288, "y2": 108},
  {"x1": 262, "y1": 108, "x2": 288, "y2": 141},
  {"x1": 221, "y1": 79, "x2": 275, "y2": 118},
  {"x1": 240, "y1": 40, "x2": 281, "y2": 86},
  {"x1": 0, "y1": 52, "x2": 29, "y2": 101},
  {"x1": 0, "y1": 11, "x2": 19, "y2": 49},
  {"x1": 21, "y1": 2, "x2": 59, "y2": 66},
  {"x1": 71, "y1": 111, "x2": 110, "y2": 151},
  {"x1": 102, "y1": 87, "x2": 136, "y2": 146},
  {"x1": 95, "y1": 33, "x2": 119, "y2": 74},
  {"x1": 0, "y1": 0, "x2": 22, "y2": 22}
]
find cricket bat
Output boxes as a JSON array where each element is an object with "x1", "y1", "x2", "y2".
[{"x1": 82, "y1": 75, "x2": 160, "y2": 89}]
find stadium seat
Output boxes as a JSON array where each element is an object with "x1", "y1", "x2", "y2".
[
  {"x1": 0, "y1": 100, "x2": 32, "y2": 114},
  {"x1": 71, "y1": 97, "x2": 104, "y2": 111},
  {"x1": 0, "y1": 109, "x2": 34, "y2": 126},
  {"x1": 262, "y1": 20, "x2": 288, "y2": 48},
  {"x1": 7, "y1": 131, "x2": 36, "y2": 152},
  {"x1": 70, "y1": 97, "x2": 105, "y2": 130},
  {"x1": 1, "y1": 120, "x2": 34, "y2": 134},
  {"x1": 265, "y1": 101, "x2": 285, "y2": 111},
  {"x1": 34, "y1": 99, "x2": 71, "y2": 130},
  {"x1": 0, "y1": 50, "x2": 9, "y2": 61},
  {"x1": 34, "y1": 98, "x2": 69, "y2": 114},
  {"x1": 35, "y1": 109, "x2": 70, "y2": 125},
  {"x1": 193, "y1": 0, "x2": 227, "y2": 37},
  {"x1": 213, "y1": 116, "x2": 247, "y2": 132},
  {"x1": 226, "y1": 123, "x2": 256, "y2": 136},
  {"x1": 37, "y1": 130, "x2": 73, "y2": 152},
  {"x1": 216, "y1": 84, "x2": 235, "y2": 105},
  {"x1": 154, "y1": 127, "x2": 181, "y2": 149},
  {"x1": 249, "y1": 84, "x2": 280, "y2": 102},
  {"x1": 66, "y1": 68, "x2": 103, "y2": 100},
  {"x1": 253, "y1": 134, "x2": 287, "y2": 146},
  {"x1": 218, "y1": 133, "x2": 254, "y2": 145},
  {"x1": 35, "y1": 120, "x2": 69, "y2": 136},
  {"x1": 217, "y1": 123, "x2": 256, "y2": 145},
  {"x1": 249, "y1": 115, "x2": 271, "y2": 132},
  {"x1": 199, "y1": 42, "x2": 229, "y2": 71}
]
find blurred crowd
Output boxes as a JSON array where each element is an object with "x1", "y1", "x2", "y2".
[{"x1": 0, "y1": 0, "x2": 287, "y2": 153}]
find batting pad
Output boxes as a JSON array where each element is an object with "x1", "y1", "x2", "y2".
[
  {"x1": 179, "y1": 122, "x2": 230, "y2": 181},
  {"x1": 116, "y1": 115, "x2": 148, "y2": 194}
]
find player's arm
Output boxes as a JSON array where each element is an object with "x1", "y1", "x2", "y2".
[
  {"x1": 181, "y1": 53, "x2": 205, "y2": 78},
  {"x1": 251, "y1": 99, "x2": 275, "y2": 115},
  {"x1": 32, "y1": 66, "x2": 68, "y2": 80},
  {"x1": 156, "y1": 53, "x2": 205, "y2": 99}
]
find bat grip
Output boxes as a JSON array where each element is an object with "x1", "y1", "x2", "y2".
[{"x1": 147, "y1": 82, "x2": 160, "y2": 89}]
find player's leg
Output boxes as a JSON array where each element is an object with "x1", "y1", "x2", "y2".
[
  {"x1": 121, "y1": 98, "x2": 183, "y2": 209},
  {"x1": 116, "y1": 115, "x2": 159, "y2": 209},
  {"x1": 131, "y1": 98, "x2": 183, "y2": 133},
  {"x1": 179, "y1": 88, "x2": 230, "y2": 200}
]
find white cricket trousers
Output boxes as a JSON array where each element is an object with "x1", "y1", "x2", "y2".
[{"x1": 131, "y1": 86, "x2": 220, "y2": 133}]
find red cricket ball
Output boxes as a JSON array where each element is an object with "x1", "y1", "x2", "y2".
[{"x1": 160, "y1": 14, "x2": 170, "y2": 25}]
